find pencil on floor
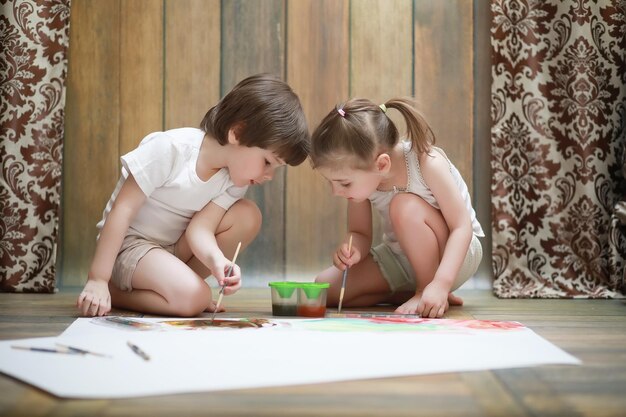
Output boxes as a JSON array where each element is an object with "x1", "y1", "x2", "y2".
[
  {"x1": 12, "y1": 346, "x2": 78, "y2": 355},
  {"x1": 56, "y1": 343, "x2": 111, "y2": 358},
  {"x1": 127, "y1": 341, "x2": 150, "y2": 361}
]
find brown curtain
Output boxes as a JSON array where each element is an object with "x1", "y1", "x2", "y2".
[
  {"x1": 0, "y1": 0, "x2": 71, "y2": 292},
  {"x1": 491, "y1": 0, "x2": 626, "y2": 298}
]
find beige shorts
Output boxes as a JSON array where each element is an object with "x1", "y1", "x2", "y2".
[
  {"x1": 110, "y1": 235, "x2": 176, "y2": 292},
  {"x1": 370, "y1": 234, "x2": 483, "y2": 293}
]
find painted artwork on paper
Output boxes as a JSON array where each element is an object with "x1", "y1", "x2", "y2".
[
  {"x1": 91, "y1": 316, "x2": 525, "y2": 334},
  {"x1": 288, "y1": 318, "x2": 525, "y2": 333},
  {"x1": 92, "y1": 316, "x2": 159, "y2": 331},
  {"x1": 159, "y1": 318, "x2": 277, "y2": 330},
  {"x1": 1, "y1": 316, "x2": 578, "y2": 399},
  {"x1": 92, "y1": 317, "x2": 281, "y2": 331}
]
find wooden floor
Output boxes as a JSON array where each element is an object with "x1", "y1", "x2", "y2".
[{"x1": 0, "y1": 289, "x2": 625, "y2": 417}]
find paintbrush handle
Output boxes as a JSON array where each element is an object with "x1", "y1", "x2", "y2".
[
  {"x1": 338, "y1": 267, "x2": 349, "y2": 313},
  {"x1": 338, "y1": 287, "x2": 346, "y2": 313},
  {"x1": 211, "y1": 242, "x2": 242, "y2": 321},
  {"x1": 340, "y1": 267, "x2": 348, "y2": 288},
  {"x1": 337, "y1": 235, "x2": 353, "y2": 314},
  {"x1": 214, "y1": 292, "x2": 224, "y2": 311},
  {"x1": 211, "y1": 270, "x2": 231, "y2": 320},
  {"x1": 210, "y1": 294, "x2": 222, "y2": 321}
]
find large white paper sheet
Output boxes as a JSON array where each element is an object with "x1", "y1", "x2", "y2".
[{"x1": 0, "y1": 318, "x2": 580, "y2": 399}]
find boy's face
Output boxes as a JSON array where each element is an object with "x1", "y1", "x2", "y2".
[
  {"x1": 316, "y1": 166, "x2": 383, "y2": 202},
  {"x1": 228, "y1": 145, "x2": 285, "y2": 187},
  {"x1": 226, "y1": 128, "x2": 286, "y2": 187}
]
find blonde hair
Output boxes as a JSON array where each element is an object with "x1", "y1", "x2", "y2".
[{"x1": 310, "y1": 97, "x2": 435, "y2": 170}]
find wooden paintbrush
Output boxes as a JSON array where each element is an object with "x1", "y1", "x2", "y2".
[
  {"x1": 337, "y1": 234, "x2": 353, "y2": 313},
  {"x1": 210, "y1": 241, "x2": 242, "y2": 322}
]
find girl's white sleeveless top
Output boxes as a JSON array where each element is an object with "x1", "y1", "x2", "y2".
[{"x1": 368, "y1": 141, "x2": 484, "y2": 255}]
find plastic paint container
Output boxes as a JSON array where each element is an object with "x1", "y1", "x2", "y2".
[
  {"x1": 268, "y1": 282, "x2": 330, "y2": 317},
  {"x1": 268, "y1": 282, "x2": 299, "y2": 316},
  {"x1": 296, "y1": 282, "x2": 330, "y2": 317}
]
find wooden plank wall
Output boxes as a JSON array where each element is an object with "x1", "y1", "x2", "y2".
[
  {"x1": 60, "y1": 0, "x2": 474, "y2": 287},
  {"x1": 285, "y1": 0, "x2": 349, "y2": 279},
  {"x1": 221, "y1": 0, "x2": 287, "y2": 280}
]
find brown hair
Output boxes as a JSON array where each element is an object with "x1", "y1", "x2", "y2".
[
  {"x1": 310, "y1": 97, "x2": 435, "y2": 170},
  {"x1": 200, "y1": 74, "x2": 310, "y2": 166}
]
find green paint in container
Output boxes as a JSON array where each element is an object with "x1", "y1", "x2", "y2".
[{"x1": 268, "y1": 282, "x2": 299, "y2": 316}]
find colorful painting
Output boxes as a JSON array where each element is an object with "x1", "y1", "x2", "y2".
[
  {"x1": 288, "y1": 318, "x2": 525, "y2": 333},
  {"x1": 91, "y1": 316, "x2": 525, "y2": 334},
  {"x1": 91, "y1": 317, "x2": 282, "y2": 331},
  {"x1": 2, "y1": 316, "x2": 579, "y2": 399},
  {"x1": 0, "y1": 316, "x2": 580, "y2": 399},
  {"x1": 158, "y1": 318, "x2": 277, "y2": 330}
]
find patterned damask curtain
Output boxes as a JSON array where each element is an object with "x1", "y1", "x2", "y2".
[
  {"x1": 491, "y1": 0, "x2": 626, "y2": 298},
  {"x1": 0, "y1": 0, "x2": 71, "y2": 292}
]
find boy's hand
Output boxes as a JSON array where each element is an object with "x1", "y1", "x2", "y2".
[
  {"x1": 77, "y1": 280, "x2": 111, "y2": 317},
  {"x1": 210, "y1": 257, "x2": 242, "y2": 295},
  {"x1": 417, "y1": 281, "x2": 449, "y2": 318},
  {"x1": 333, "y1": 242, "x2": 360, "y2": 271},
  {"x1": 220, "y1": 262, "x2": 242, "y2": 295}
]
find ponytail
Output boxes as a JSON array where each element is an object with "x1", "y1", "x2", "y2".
[
  {"x1": 311, "y1": 97, "x2": 435, "y2": 170},
  {"x1": 384, "y1": 97, "x2": 435, "y2": 154}
]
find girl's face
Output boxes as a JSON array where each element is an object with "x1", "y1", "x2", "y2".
[
  {"x1": 228, "y1": 144, "x2": 285, "y2": 187},
  {"x1": 316, "y1": 166, "x2": 383, "y2": 202}
]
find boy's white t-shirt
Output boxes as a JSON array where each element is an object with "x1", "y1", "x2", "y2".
[{"x1": 96, "y1": 128, "x2": 248, "y2": 245}]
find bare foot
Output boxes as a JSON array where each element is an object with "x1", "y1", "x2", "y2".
[
  {"x1": 448, "y1": 292, "x2": 463, "y2": 306},
  {"x1": 395, "y1": 293, "x2": 422, "y2": 315},
  {"x1": 204, "y1": 300, "x2": 226, "y2": 313}
]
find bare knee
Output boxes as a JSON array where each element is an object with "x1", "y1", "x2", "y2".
[
  {"x1": 389, "y1": 193, "x2": 449, "y2": 258},
  {"x1": 389, "y1": 193, "x2": 430, "y2": 228},
  {"x1": 227, "y1": 198, "x2": 262, "y2": 238},
  {"x1": 171, "y1": 300, "x2": 206, "y2": 317},
  {"x1": 169, "y1": 282, "x2": 211, "y2": 317}
]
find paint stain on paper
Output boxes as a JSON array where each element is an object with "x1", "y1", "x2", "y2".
[{"x1": 158, "y1": 318, "x2": 278, "y2": 330}]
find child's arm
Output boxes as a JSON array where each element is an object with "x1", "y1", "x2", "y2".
[
  {"x1": 185, "y1": 202, "x2": 241, "y2": 295},
  {"x1": 334, "y1": 199, "x2": 373, "y2": 270},
  {"x1": 419, "y1": 152, "x2": 474, "y2": 317},
  {"x1": 78, "y1": 175, "x2": 147, "y2": 316}
]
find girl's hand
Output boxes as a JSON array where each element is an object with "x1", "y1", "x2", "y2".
[
  {"x1": 77, "y1": 280, "x2": 111, "y2": 317},
  {"x1": 417, "y1": 281, "x2": 449, "y2": 318},
  {"x1": 333, "y1": 242, "x2": 361, "y2": 271}
]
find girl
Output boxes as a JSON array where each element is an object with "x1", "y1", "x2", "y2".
[
  {"x1": 311, "y1": 98, "x2": 483, "y2": 318},
  {"x1": 77, "y1": 74, "x2": 310, "y2": 317}
]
